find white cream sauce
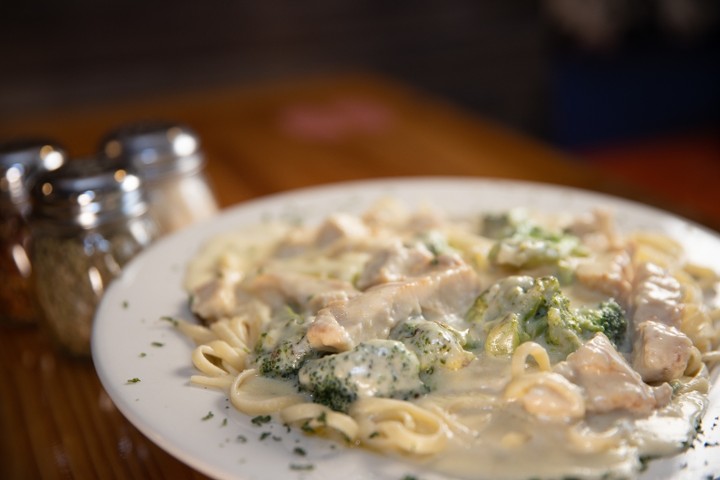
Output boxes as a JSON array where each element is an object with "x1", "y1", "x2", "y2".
[{"x1": 183, "y1": 204, "x2": 717, "y2": 480}]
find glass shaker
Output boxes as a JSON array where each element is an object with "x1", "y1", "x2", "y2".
[
  {"x1": 0, "y1": 140, "x2": 66, "y2": 327},
  {"x1": 100, "y1": 121, "x2": 219, "y2": 235},
  {"x1": 29, "y1": 158, "x2": 159, "y2": 357}
]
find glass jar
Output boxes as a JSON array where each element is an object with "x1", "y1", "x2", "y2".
[
  {"x1": 0, "y1": 140, "x2": 66, "y2": 327},
  {"x1": 100, "y1": 121, "x2": 219, "y2": 235},
  {"x1": 29, "y1": 158, "x2": 158, "y2": 357}
]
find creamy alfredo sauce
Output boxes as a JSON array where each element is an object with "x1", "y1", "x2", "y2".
[{"x1": 182, "y1": 200, "x2": 718, "y2": 480}]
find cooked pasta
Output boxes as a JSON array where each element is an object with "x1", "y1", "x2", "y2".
[
  {"x1": 229, "y1": 369, "x2": 306, "y2": 415},
  {"x1": 177, "y1": 200, "x2": 720, "y2": 479}
]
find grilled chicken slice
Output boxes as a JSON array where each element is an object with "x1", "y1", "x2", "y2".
[
  {"x1": 307, "y1": 264, "x2": 481, "y2": 352},
  {"x1": 555, "y1": 333, "x2": 672, "y2": 414},
  {"x1": 248, "y1": 272, "x2": 358, "y2": 314},
  {"x1": 630, "y1": 262, "x2": 683, "y2": 328},
  {"x1": 631, "y1": 320, "x2": 694, "y2": 383}
]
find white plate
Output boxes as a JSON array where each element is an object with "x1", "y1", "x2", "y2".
[{"x1": 92, "y1": 177, "x2": 720, "y2": 480}]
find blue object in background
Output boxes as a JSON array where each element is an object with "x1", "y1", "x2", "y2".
[{"x1": 550, "y1": 39, "x2": 720, "y2": 149}]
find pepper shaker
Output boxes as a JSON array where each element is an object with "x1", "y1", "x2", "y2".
[
  {"x1": 100, "y1": 121, "x2": 219, "y2": 235},
  {"x1": 29, "y1": 157, "x2": 159, "y2": 356},
  {"x1": 0, "y1": 140, "x2": 66, "y2": 327}
]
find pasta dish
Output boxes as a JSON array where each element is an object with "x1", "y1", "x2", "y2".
[{"x1": 177, "y1": 198, "x2": 720, "y2": 479}]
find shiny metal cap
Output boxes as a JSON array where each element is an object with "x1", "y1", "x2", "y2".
[
  {"x1": 99, "y1": 121, "x2": 204, "y2": 181},
  {"x1": 30, "y1": 157, "x2": 147, "y2": 229},
  {"x1": 0, "y1": 140, "x2": 66, "y2": 207}
]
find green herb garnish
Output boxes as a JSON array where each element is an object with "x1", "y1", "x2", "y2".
[
  {"x1": 251, "y1": 415, "x2": 272, "y2": 426},
  {"x1": 161, "y1": 316, "x2": 179, "y2": 326}
]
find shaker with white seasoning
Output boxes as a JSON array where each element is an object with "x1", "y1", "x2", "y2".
[
  {"x1": 0, "y1": 140, "x2": 66, "y2": 327},
  {"x1": 29, "y1": 158, "x2": 159, "y2": 357},
  {"x1": 100, "y1": 122, "x2": 219, "y2": 235}
]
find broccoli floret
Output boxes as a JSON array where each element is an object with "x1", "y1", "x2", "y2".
[
  {"x1": 544, "y1": 290, "x2": 583, "y2": 354},
  {"x1": 253, "y1": 306, "x2": 318, "y2": 379},
  {"x1": 465, "y1": 275, "x2": 554, "y2": 354},
  {"x1": 575, "y1": 299, "x2": 627, "y2": 346},
  {"x1": 255, "y1": 333, "x2": 317, "y2": 379},
  {"x1": 297, "y1": 340, "x2": 426, "y2": 413},
  {"x1": 466, "y1": 275, "x2": 626, "y2": 357},
  {"x1": 483, "y1": 211, "x2": 586, "y2": 270},
  {"x1": 481, "y1": 209, "x2": 528, "y2": 239},
  {"x1": 390, "y1": 316, "x2": 474, "y2": 374},
  {"x1": 417, "y1": 230, "x2": 455, "y2": 261},
  {"x1": 546, "y1": 298, "x2": 627, "y2": 354}
]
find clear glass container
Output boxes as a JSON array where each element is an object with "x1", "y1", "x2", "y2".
[
  {"x1": 29, "y1": 157, "x2": 158, "y2": 356},
  {"x1": 100, "y1": 121, "x2": 219, "y2": 235},
  {"x1": 0, "y1": 140, "x2": 66, "y2": 327}
]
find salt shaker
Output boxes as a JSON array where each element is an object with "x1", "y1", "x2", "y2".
[
  {"x1": 29, "y1": 158, "x2": 159, "y2": 356},
  {"x1": 0, "y1": 140, "x2": 66, "y2": 327},
  {"x1": 100, "y1": 121, "x2": 219, "y2": 235}
]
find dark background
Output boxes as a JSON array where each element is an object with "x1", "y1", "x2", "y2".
[
  {"x1": 2, "y1": 1, "x2": 718, "y2": 146},
  {"x1": 1, "y1": 0, "x2": 719, "y2": 211}
]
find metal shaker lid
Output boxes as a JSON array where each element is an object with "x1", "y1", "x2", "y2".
[
  {"x1": 0, "y1": 140, "x2": 66, "y2": 206},
  {"x1": 99, "y1": 121, "x2": 204, "y2": 180},
  {"x1": 30, "y1": 157, "x2": 147, "y2": 229}
]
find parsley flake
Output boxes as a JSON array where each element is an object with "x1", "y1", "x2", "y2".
[
  {"x1": 161, "y1": 316, "x2": 179, "y2": 326},
  {"x1": 251, "y1": 415, "x2": 272, "y2": 426},
  {"x1": 126, "y1": 378, "x2": 141, "y2": 384},
  {"x1": 202, "y1": 411, "x2": 214, "y2": 421}
]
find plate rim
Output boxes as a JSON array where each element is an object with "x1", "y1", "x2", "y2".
[{"x1": 92, "y1": 175, "x2": 720, "y2": 480}]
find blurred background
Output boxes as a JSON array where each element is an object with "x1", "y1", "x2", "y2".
[{"x1": 1, "y1": 0, "x2": 719, "y2": 217}]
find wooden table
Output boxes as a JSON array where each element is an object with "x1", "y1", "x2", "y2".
[{"x1": 0, "y1": 73, "x2": 705, "y2": 479}]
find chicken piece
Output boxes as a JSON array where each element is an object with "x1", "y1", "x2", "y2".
[
  {"x1": 191, "y1": 268, "x2": 360, "y2": 326},
  {"x1": 307, "y1": 264, "x2": 481, "y2": 352},
  {"x1": 361, "y1": 198, "x2": 409, "y2": 231},
  {"x1": 191, "y1": 275, "x2": 243, "y2": 323},
  {"x1": 555, "y1": 333, "x2": 671, "y2": 414},
  {"x1": 246, "y1": 272, "x2": 358, "y2": 314},
  {"x1": 355, "y1": 240, "x2": 436, "y2": 290},
  {"x1": 405, "y1": 205, "x2": 446, "y2": 233},
  {"x1": 565, "y1": 209, "x2": 621, "y2": 251},
  {"x1": 631, "y1": 262, "x2": 683, "y2": 328},
  {"x1": 272, "y1": 227, "x2": 315, "y2": 258},
  {"x1": 314, "y1": 213, "x2": 370, "y2": 248},
  {"x1": 631, "y1": 320, "x2": 694, "y2": 383},
  {"x1": 575, "y1": 250, "x2": 632, "y2": 302}
]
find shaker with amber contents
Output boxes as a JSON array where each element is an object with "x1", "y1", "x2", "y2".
[{"x1": 0, "y1": 140, "x2": 66, "y2": 326}]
